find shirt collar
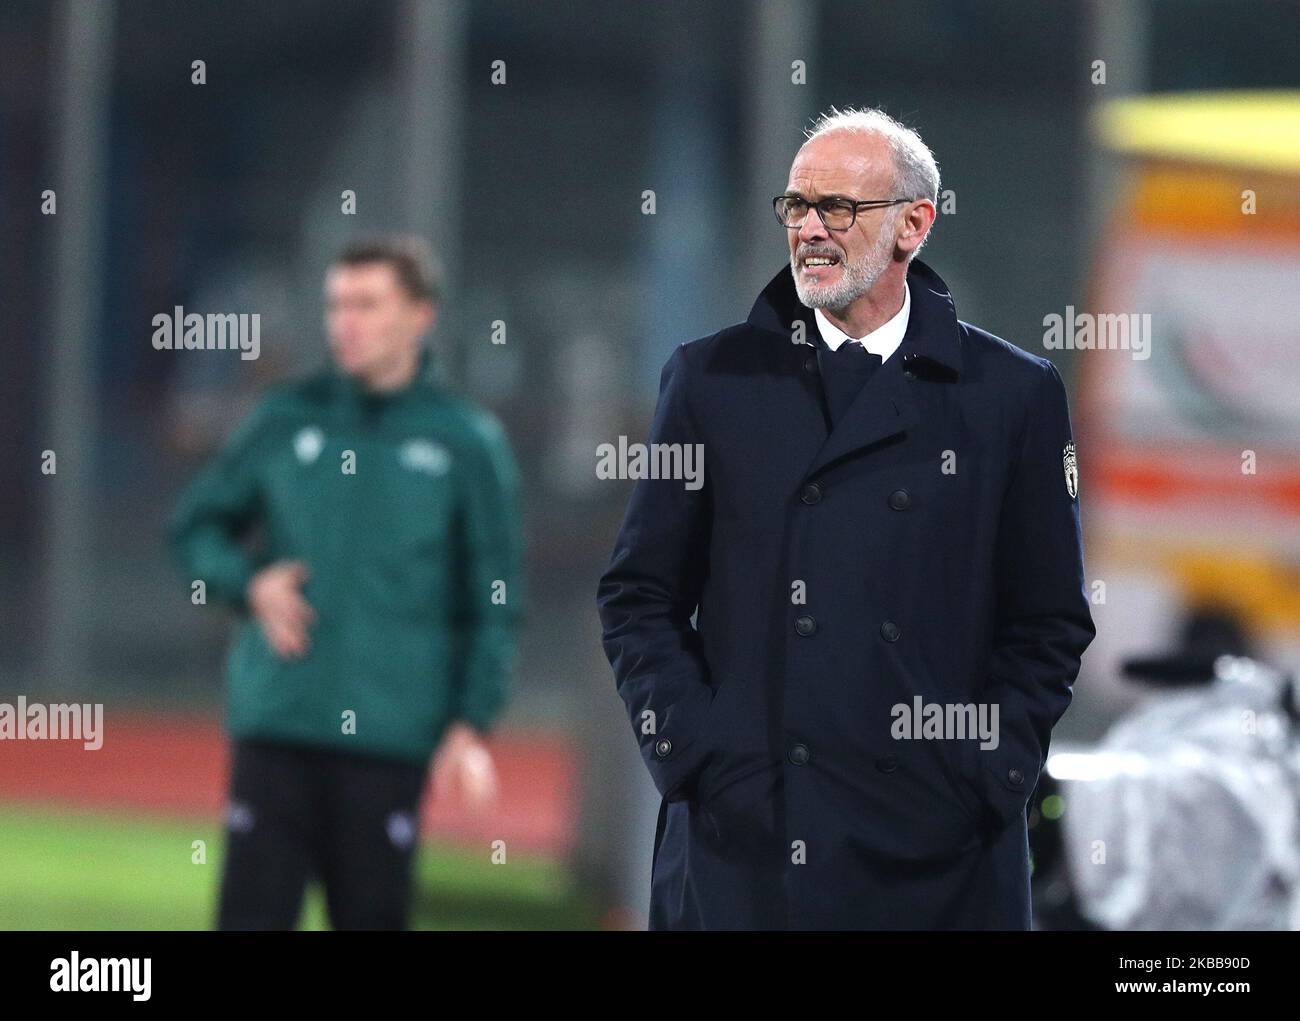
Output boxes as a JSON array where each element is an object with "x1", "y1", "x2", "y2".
[
  {"x1": 747, "y1": 257, "x2": 963, "y2": 378},
  {"x1": 813, "y1": 283, "x2": 910, "y2": 361}
]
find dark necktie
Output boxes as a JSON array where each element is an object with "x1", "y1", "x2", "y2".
[{"x1": 817, "y1": 339, "x2": 883, "y2": 428}]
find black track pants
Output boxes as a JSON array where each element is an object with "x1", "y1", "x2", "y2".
[{"x1": 216, "y1": 739, "x2": 428, "y2": 931}]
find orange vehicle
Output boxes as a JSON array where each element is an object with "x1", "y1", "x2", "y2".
[{"x1": 1082, "y1": 91, "x2": 1300, "y2": 671}]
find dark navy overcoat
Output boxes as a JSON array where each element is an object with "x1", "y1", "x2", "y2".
[{"x1": 597, "y1": 258, "x2": 1096, "y2": 929}]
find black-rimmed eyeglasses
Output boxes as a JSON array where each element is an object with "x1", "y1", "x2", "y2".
[{"x1": 773, "y1": 194, "x2": 909, "y2": 231}]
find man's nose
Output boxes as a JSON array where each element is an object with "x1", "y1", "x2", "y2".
[{"x1": 797, "y1": 207, "x2": 829, "y2": 243}]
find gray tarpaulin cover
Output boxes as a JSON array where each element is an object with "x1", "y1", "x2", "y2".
[{"x1": 1058, "y1": 657, "x2": 1300, "y2": 930}]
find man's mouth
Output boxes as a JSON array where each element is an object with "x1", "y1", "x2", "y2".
[{"x1": 800, "y1": 252, "x2": 842, "y2": 279}]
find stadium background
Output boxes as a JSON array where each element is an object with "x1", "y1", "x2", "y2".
[{"x1": 1, "y1": 0, "x2": 1297, "y2": 929}]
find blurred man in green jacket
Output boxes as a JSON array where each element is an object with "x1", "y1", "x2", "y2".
[{"x1": 171, "y1": 236, "x2": 523, "y2": 930}]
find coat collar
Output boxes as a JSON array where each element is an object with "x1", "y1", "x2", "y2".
[
  {"x1": 746, "y1": 258, "x2": 963, "y2": 478},
  {"x1": 746, "y1": 256, "x2": 963, "y2": 378}
]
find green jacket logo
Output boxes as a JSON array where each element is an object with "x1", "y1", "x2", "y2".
[
  {"x1": 294, "y1": 427, "x2": 325, "y2": 464},
  {"x1": 400, "y1": 439, "x2": 451, "y2": 476}
]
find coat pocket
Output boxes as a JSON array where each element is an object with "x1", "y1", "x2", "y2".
[
  {"x1": 859, "y1": 739, "x2": 985, "y2": 863},
  {"x1": 692, "y1": 675, "x2": 770, "y2": 807},
  {"x1": 944, "y1": 734, "x2": 990, "y2": 828},
  {"x1": 691, "y1": 677, "x2": 737, "y2": 805}
]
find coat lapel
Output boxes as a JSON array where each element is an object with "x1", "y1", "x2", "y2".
[
  {"x1": 746, "y1": 258, "x2": 964, "y2": 479},
  {"x1": 806, "y1": 354, "x2": 918, "y2": 477}
]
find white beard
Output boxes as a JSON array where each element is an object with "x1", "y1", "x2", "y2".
[{"x1": 792, "y1": 219, "x2": 897, "y2": 314}]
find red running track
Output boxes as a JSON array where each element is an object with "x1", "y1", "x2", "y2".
[{"x1": 0, "y1": 713, "x2": 579, "y2": 856}]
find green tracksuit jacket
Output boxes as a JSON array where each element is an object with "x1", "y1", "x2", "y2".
[{"x1": 170, "y1": 354, "x2": 523, "y2": 765}]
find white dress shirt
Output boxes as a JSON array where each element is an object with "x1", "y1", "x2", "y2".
[{"x1": 813, "y1": 283, "x2": 911, "y2": 363}]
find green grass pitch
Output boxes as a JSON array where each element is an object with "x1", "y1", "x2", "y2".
[{"x1": 0, "y1": 804, "x2": 596, "y2": 930}]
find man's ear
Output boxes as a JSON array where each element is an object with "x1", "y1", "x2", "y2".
[
  {"x1": 896, "y1": 200, "x2": 937, "y2": 256},
  {"x1": 417, "y1": 300, "x2": 438, "y2": 335}
]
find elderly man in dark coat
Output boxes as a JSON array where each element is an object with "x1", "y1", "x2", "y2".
[{"x1": 597, "y1": 106, "x2": 1095, "y2": 930}]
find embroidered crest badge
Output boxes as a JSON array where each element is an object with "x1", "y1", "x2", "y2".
[{"x1": 1063, "y1": 441, "x2": 1078, "y2": 499}]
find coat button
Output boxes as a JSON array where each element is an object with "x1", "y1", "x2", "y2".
[
  {"x1": 875, "y1": 754, "x2": 899, "y2": 773},
  {"x1": 795, "y1": 615, "x2": 817, "y2": 637},
  {"x1": 1007, "y1": 767, "x2": 1025, "y2": 786},
  {"x1": 654, "y1": 739, "x2": 672, "y2": 758},
  {"x1": 800, "y1": 482, "x2": 823, "y2": 505},
  {"x1": 879, "y1": 620, "x2": 901, "y2": 642},
  {"x1": 903, "y1": 369, "x2": 916, "y2": 380},
  {"x1": 888, "y1": 488, "x2": 911, "y2": 511},
  {"x1": 789, "y1": 743, "x2": 810, "y2": 766},
  {"x1": 803, "y1": 355, "x2": 818, "y2": 374}
]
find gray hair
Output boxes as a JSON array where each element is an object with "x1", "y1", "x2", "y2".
[{"x1": 803, "y1": 106, "x2": 940, "y2": 205}]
